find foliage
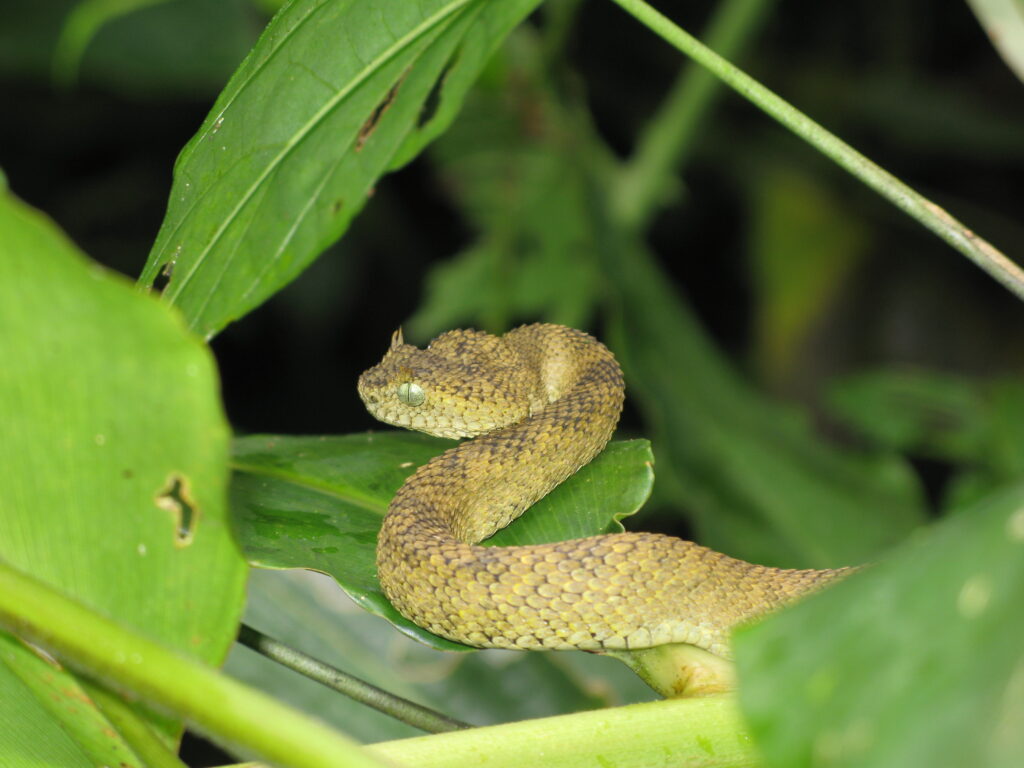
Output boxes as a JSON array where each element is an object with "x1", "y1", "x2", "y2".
[{"x1": 1, "y1": 1, "x2": 1022, "y2": 766}]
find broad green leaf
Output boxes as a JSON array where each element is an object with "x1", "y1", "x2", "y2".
[
  {"x1": 140, "y1": 0, "x2": 541, "y2": 338},
  {"x1": 602, "y1": 242, "x2": 926, "y2": 568},
  {"x1": 225, "y1": 569, "x2": 656, "y2": 743},
  {"x1": 966, "y1": 0, "x2": 1024, "y2": 84},
  {"x1": 749, "y1": 164, "x2": 867, "y2": 384},
  {"x1": 734, "y1": 481, "x2": 1024, "y2": 768},
  {"x1": 230, "y1": 434, "x2": 653, "y2": 649},
  {"x1": 0, "y1": 633, "x2": 143, "y2": 767},
  {"x1": 0, "y1": 180, "x2": 247, "y2": 746}
]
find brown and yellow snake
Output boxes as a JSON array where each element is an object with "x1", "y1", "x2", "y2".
[{"x1": 359, "y1": 324, "x2": 847, "y2": 659}]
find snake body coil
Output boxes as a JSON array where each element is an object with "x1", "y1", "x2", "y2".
[{"x1": 360, "y1": 324, "x2": 844, "y2": 657}]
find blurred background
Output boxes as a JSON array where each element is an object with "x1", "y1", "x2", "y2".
[{"x1": 2, "y1": 0, "x2": 1023, "y2": 759}]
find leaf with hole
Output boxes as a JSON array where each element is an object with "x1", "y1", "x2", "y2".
[
  {"x1": 139, "y1": 0, "x2": 542, "y2": 338},
  {"x1": 0, "y1": 178, "x2": 247, "y2": 749}
]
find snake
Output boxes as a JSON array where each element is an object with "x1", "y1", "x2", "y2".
[{"x1": 359, "y1": 323, "x2": 847, "y2": 660}]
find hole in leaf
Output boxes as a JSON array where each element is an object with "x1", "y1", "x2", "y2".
[
  {"x1": 418, "y1": 51, "x2": 459, "y2": 129},
  {"x1": 356, "y1": 71, "x2": 408, "y2": 152},
  {"x1": 152, "y1": 261, "x2": 174, "y2": 294},
  {"x1": 155, "y1": 473, "x2": 198, "y2": 547}
]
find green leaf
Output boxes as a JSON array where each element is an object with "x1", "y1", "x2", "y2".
[
  {"x1": 140, "y1": 0, "x2": 541, "y2": 339},
  {"x1": 734, "y1": 481, "x2": 1024, "y2": 768},
  {"x1": 826, "y1": 371, "x2": 1024, "y2": 510},
  {"x1": 966, "y1": 0, "x2": 1024, "y2": 85},
  {"x1": 602, "y1": 242, "x2": 926, "y2": 568},
  {"x1": 0, "y1": 648, "x2": 96, "y2": 768},
  {"x1": 0, "y1": 180, "x2": 247, "y2": 746},
  {"x1": 825, "y1": 369, "x2": 988, "y2": 462},
  {"x1": 230, "y1": 434, "x2": 654, "y2": 650},
  {"x1": 0, "y1": 633, "x2": 145, "y2": 767},
  {"x1": 226, "y1": 569, "x2": 656, "y2": 742}
]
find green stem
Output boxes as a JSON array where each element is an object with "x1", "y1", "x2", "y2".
[
  {"x1": 606, "y1": 0, "x2": 1024, "y2": 302},
  {"x1": 612, "y1": 0, "x2": 774, "y2": 231},
  {"x1": 82, "y1": 682, "x2": 188, "y2": 768},
  {"x1": 0, "y1": 561, "x2": 387, "y2": 768},
  {"x1": 370, "y1": 695, "x2": 759, "y2": 768},
  {"x1": 237, "y1": 623, "x2": 470, "y2": 734}
]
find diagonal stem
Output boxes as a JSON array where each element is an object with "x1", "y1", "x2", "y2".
[
  {"x1": 606, "y1": 0, "x2": 1024, "y2": 302},
  {"x1": 237, "y1": 623, "x2": 470, "y2": 734}
]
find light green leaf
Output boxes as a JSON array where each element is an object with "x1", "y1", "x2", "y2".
[
  {"x1": 0, "y1": 633, "x2": 144, "y2": 767},
  {"x1": 966, "y1": 0, "x2": 1024, "y2": 84},
  {"x1": 735, "y1": 481, "x2": 1024, "y2": 768},
  {"x1": 230, "y1": 434, "x2": 653, "y2": 650},
  {"x1": 0, "y1": 649, "x2": 96, "y2": 768},
  {"x1": 140, "y1": 0, "x2": 541, "y2": 339},
  {"x1": 0, "y1": 179, "x2": 247, "y2": 746}
]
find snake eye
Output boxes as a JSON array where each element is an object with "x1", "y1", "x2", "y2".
[{"x1": 396, "y1": 382, "x2": 425, "y2": 407}]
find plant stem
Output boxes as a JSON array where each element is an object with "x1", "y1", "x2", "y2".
[
  {"x1": 237, "y1": 623, "x2": 470, "y2": 734},
  {"x1": 612, "y1": 0, "x2": 774, "y2": 231},
  {"x1": 370, "y1": 694, "x2": 759, "y2": 768},
  {"x1": 83, "y1": 682, "x2": 188, "y2": 768},
  {"x1": 606, "y1": 0, "x2": 1024, "y2": 302},
  {"x1": 0, "y1": 561, "x2": 386, "y2": 768}
]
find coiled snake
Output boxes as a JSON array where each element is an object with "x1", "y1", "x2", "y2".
[{"x1": 360, "y1": 324, "x2": 846, "y2": 663}]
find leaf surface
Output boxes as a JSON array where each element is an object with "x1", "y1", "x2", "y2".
[
  {"x1": 139, "y1": 0, "x2": 540, "y2": 338},
  {"x1": 735, "y1": 482, "x2": 1024, "y2": 768},
  {"x1": 231, "y1": 434, "x2": 653, "y2": 649},
  {"x1": 0, "y1": 178, "x2": 247, "y2": 747}
]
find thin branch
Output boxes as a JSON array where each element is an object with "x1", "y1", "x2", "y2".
[
  {"x1": 606, "y1": 0, "x2": 1024, "y2": 303},
  {"x1": 237, "y1": 623, "x2": 470, "y2": 734}
]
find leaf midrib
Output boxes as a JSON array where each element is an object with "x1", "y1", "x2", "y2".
[
  {"x1": 165, "y1": 0, "x2": 480, "y2": 323},
  {"x1": 230, "y1": 461, "x2": 389, "y2": 514}
]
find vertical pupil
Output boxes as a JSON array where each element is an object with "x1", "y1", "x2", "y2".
[{"x1": 398, "y1": 382, "x2": 424, "y2": 406}]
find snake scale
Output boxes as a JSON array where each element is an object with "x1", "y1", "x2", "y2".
[{"x1": 359, "y1": 323, "x2": 847, "y2": 659}]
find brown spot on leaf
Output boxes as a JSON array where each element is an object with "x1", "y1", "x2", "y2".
[{"x1": 356, "y1": 71, "x2": 408, "y2": 152}]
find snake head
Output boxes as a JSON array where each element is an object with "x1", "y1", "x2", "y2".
[{"x1": 358, "y1": 329, "x2": 535, "y2": 439}]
